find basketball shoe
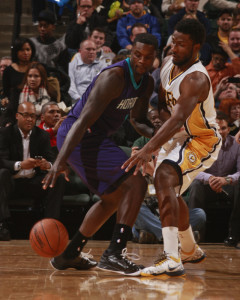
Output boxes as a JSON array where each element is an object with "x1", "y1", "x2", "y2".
[
  {"x1": 181, "y1": 244, "x2": 206, "y2": 264},
  {"x1": 98, "y1": 248, "x2": 144, "y2": 276},
  {"x1": 141, "y1": 252, "x2": 185, "y2": 277},
  {"x1": 50, "y1": 251, "x2": 98, "y2": 270}
]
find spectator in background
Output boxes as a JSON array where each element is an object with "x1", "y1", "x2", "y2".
[
  {"x1": 228, "y1": 28, "x2": 240, "y2": 57},
  {"x1": 39, "y1": 101, "x2": 66, "y2": 156},
  {"x1": 30, "y1": 10, "x2": 68, "y2": 73},
  {"x1": 1, "y1": 62, "x2": 58, "y2": 127},
  {"x1": 0, "y1": 57, "x2": 12, "y2": 78},
  {"x1": 161, "y1": 0, "x2": 185, "y2": 17},
  {"x1": 219, "y1": 98, "x2": 240, "y2": 136},
  {"x1": 201, "y1": 10, "x2": 234, "y2": 66},
  {"x1": 88, "y1": 27, "x2": 116, "y2": 66},
  {"x1": 31, "y1": 0, "x2": 46, "y2": 25},
  {"x1": 116, "y1": 0, "x2": 161, "y2": 50},
  {"x1": 65, "y1": 0, "x2": 113, "y2": 56},
  {"x1": 118, "y1": 22, "x2": 148, "y2": 55},
  {"x1": 167, "y1": 0, "x2": 211, "y2": 37},
  {"x1": 206, "y1": 47, "x2": 240, "y2": 93},
  {"x1": 2, "y1": 37, "x2": 35, "y2": 100},
  {"x1": 0, "y1": 102, "x2": 65, "y2": 241},
  {"x1": 0, "y1": 57, "x2": 12, "y2": 117},
  {"x1": 68, "y1": 39, "x2": 108, "y2": 103},
  {"x1": 188, "y1": 112, "x2": 240, "y2": 247},
  {"x1": 214, "y1": 77, "x2": 240, "y2": 107}
]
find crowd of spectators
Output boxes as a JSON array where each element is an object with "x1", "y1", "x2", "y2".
[{"x1": 0, "y1": 0, "x2": 240, "y2": 246}]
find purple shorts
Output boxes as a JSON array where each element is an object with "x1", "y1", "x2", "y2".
[{"x1": 57, "y1": 118, "x2": 131, "y2": 195}]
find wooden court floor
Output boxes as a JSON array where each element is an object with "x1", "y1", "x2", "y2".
[{"x1": 0, "y1": 240, "x2": 240, "y2": 300}]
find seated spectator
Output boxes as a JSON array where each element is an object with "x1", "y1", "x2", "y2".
[
  {"x1": 219, "y1": 98, "x2": 240, "y2": 136},
  {"x1": 68, "y1": 39, "x2": 108, "y2": 103},
  {"x1": 116, "y1": 0, "x2": 161, "y2": 50},
  {"x1": 228, "y1": 27, "x2": 240, "y2": 57},
  {"x1": 188, "y1": 112, "x2": 240, "y2": 247},
  {"x1": 88, "y1": 27, "x2": 116, "y2": 65},
  {"x1": 132, "y1": 108, "x2": 206, "y2": 243},
  {"x1": 0, "y1": 102, "x2": 65, "y2": 241},
  {"x1": 2, "y1": 37, "x2": 35, "y2": 100},
  {"x1": 201, "y1": 9, "x2": 234, "y2": 66},
  {"x1": 214, "y1": 77, "x2": 240, "y2": 107},
  {"x1": 161, "y1": 0, "x2": 185, "y2": 18},
  {"x1": 29, "y1": 9, "x2": 68, "y2": 73},
  {"x1": 39, "y1": 101, "x2": 66, "y2": 153},
  {"x1": 0, "y1": 57, "x2": 12, "y2": 117},
  {"x1": 2, "y1": 62, "x2": 59, "y2": 126},
  {"x1": 0, "y1": 56, "x2": 12, "y2": 80},
  {"x1": 206, "y1": 47, "x2": 240, "y2": 93},
  {"x1": 167, "y1": 0, "x2": 211, "y2": 37},
  {"x1": 65, "y1": 0, "x2": 113, "y2": 55}
]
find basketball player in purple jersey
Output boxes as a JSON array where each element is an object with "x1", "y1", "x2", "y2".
[{"x1": 42, "y1": 33, "x2": 158, "y2": 276}]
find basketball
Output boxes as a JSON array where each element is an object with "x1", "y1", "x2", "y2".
[{"x1": 29, "y1": 218, "x2": 69, "y2": 257}]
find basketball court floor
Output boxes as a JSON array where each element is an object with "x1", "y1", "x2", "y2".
[{"x1": 0, "y1": 240, "x2": 240, "y2": 299}]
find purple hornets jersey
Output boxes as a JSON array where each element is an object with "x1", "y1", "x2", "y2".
[
  {"x1": 57, "y1": 59, "x2": 150, "y2": 195},
  {"x1": 67, "y1": 58, "x2": 149, "y2": 135}
]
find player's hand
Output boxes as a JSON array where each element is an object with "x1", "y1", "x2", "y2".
[
  {"x1": 42, "y1": 161, "x2": 69, "y2": 189},
  {"x1": 131, "y1": 146, "x2": 139, "y2": 156},
  {"x1": 122, "y1": 147, "x2": 152, "y2": 176}
]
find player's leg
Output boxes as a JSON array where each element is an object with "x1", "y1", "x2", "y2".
[
  {"x1": 51, "y1": 172, "x2": 147, "y2": 274},
  {"x1": 141, "y1": 162, "x2": 185, "y2": 277},
  {"x1": 98, "y1": 172, "x2": 148, "y2": 275},
  {"x1": 178, "y1": 195, "x2": 206, "y2": 264}
]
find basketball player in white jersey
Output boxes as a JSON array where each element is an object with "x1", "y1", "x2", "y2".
[{"x1": 122, "y1": 18, "x2": 222, "y2": 276}]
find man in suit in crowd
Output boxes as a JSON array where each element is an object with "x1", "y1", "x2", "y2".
[{"x1": 0, "y1": 102, "x2": 65, "y2": 241}]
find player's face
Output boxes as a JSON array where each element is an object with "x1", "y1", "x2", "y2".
[
  {"x1": 216, "y1": 119, "x2": 229, "y2": 141},
  {"x1": 42, "y1": 105, "x2": 61, "y2": 127},
  {"x1": 131, "y1": 42, "x2": 156, "y2": 77},
  {"x1": 171, "y1": 31, "x2": 198, "y2": 66}
]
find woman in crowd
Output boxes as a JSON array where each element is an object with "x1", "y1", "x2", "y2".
[
  {"x1": 2, "y1": 37, "x2": 35, "y2": 100},
  {"x1": 219, "y1": 98, "x2": 240, "y2": 136},
  {"x1": 1, "y1": 62, "x2": 58, "y2": 126}
]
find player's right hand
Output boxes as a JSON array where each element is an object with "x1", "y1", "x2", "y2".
[{"x1": 42, "y1": 161, "x2": 69, "y2": 189}]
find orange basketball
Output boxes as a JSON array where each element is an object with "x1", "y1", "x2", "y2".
[{"x1": 29, "y1": 218, "x2": 69, "y2": 257}]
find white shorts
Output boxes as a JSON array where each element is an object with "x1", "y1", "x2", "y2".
[{"x1": 154, "y1": 132, "x2": 222, "y2": 195}]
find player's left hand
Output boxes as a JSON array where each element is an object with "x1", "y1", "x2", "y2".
[{"x1": 122, "y1": 147, "x2": 152, "y2": 176}]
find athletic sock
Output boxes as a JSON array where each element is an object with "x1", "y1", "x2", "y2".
[
  {"x1": 103, "y1": 224, "x2": 132, "y2": 256},
  {"x1": 178, "y1": 225, "x2": 196, "y2": 253},
  {"x1": 162, "y1": 226, "x2": 179, "y2": 259},
  {"x1": 62, "y1": 230, "x2": 89, "y2": 259}
]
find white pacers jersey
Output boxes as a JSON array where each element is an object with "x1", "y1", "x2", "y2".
[{"x1": 155, "y1": 57, "x2": 222, "y2": 195}]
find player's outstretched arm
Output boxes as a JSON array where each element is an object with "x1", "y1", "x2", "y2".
[
  {"x1": 42, "y1": 68, "x2": 124, "y2": 189},
  {"x1": 122, "y1": 71, "x2": 210, "y2": 175}
]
